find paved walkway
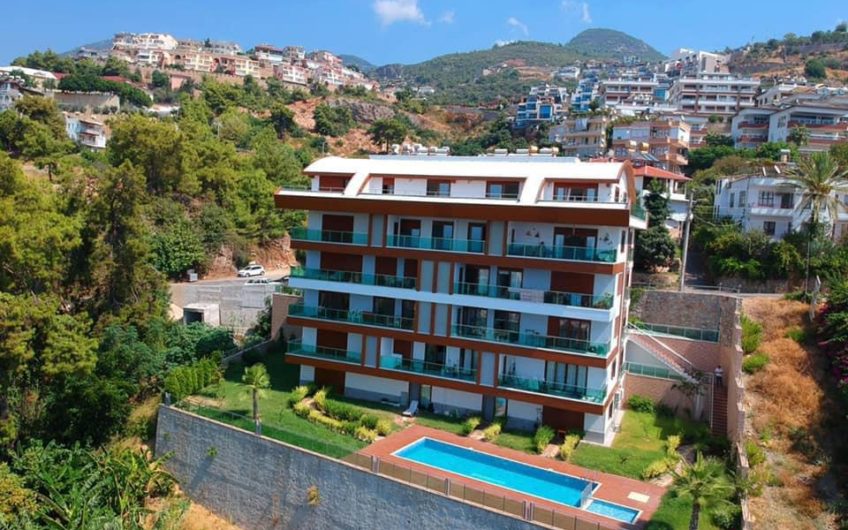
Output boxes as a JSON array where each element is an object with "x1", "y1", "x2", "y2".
[{"x1": 360, "y1": 425, "x2": 666, "y2": 530}]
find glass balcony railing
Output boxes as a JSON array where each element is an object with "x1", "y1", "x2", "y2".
[
  {"x1": 452, "y1": 324, "x2": 610, "y2": 356},
  {"x1": 386, "y1": 234, "x2": 485, "y2": 253},
  {"x1": 288, "y1": 227, "x2": 368, "y2": 245},
  {"x1": 453, "y1": 282, "x2": 614, "y2": 310},
  {"x1": 498, "y1": 374, "x2": 606, "y2": 403},
  {"x1": 631, "y1": 322, "x2": 720, "y2": 343},
  {"x1": 289, "y1": 304, "x2": 414, "y2": 331},
  {"x1": 379, "y1": 356, "x2": 477, "y2": 382},
  {"x1": 631, "y1": 202, "x2": 648, "y2": 221},
  {"x1": 506, "y1": 243, "x2": 616, "y2": 263},
  {"x1": 287, "y1": 340, "x2": 361, "y2": 364},
  {"x1": 291, "y1": 268, "x2": 417, "y2": 289}
]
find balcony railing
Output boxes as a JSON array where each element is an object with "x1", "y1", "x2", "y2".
[
  {"x1": 631, "y1": 202, "x2": 648, "y2": 221},
  {"x1": 379, "y1": 356, "x2": 477, "y2": 382},
  {"x1": 506, "y1": 243, "x2": 616, "y2": 263},
  {"x1": 387, "y1": 234, "x2": 485, "y2": 253},
  {"x1": 288, "y1": 340, "x2": 362, "y2": 364},
  {"x1": 453, "y1": 282, "x2": 614, "y2": 310},
  {"x1": 291, "y1": 267, "x2": 417, "y2": 289},
  {"x1": 498, "y1": 374, "x2": 606, "y2": 403},
  {"x1": 631, "y1": 322, "x2": 719, "y2": 343},
  {"x1": 362, "y1": 189, "x2": 520, "y2": 200},
  {"x1": 289, "y1": 227, "x2": 368, "y2": 245},
  {"x1": 289, "y1": 304, "x2": 414, "y2": 331},
  {"x1": 452, "y1": 324, "x2": 609, "y2": 356},
  {"x1": 624, "y1": 362, "x2": 687, "y2": 381}
]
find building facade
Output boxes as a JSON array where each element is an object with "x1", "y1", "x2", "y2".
[
  {"x1": 64, "y1": 113, "x2": 108, "y2": 150},
  {"x1": 668, "y1": 73, "x2": 759, "y2": 117},
  {"x1": 600, "y1": 77, "x2": 659, "y2": 108},
  {"x1": 611, "y1": 119, "x2": 691, "y2": 173},
  {"x1": 514, "y1": 85, "x2": 570, "y2": 128},
  {"x1": 554, "y1": 115, "x2": 612, "y2": 159},
  {"x1": 276, "y1": 156, "x2": 647, "y2": 445}
]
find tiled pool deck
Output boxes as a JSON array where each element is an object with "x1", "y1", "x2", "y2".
[{"x1": 359, "y1": 425, "x2": 666, "y2": 529}]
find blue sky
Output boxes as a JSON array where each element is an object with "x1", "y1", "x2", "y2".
[{"x1": 1, "y1": 0, "x2": 844, "y2": 66}]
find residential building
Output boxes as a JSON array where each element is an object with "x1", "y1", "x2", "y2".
[
  {"x1": 570, "y1": 75, "x2": 599, "y2": 112},
  {"x1": 714, "y1": 166, "x2": 848, "y2": 241},
  {"x1": 600, "y1": 77, "x2": 659, "y2": 108},
  {"x1": 611, "y1": 119, "x2": 691, "y2": 173},
  {"x1": 64, "y1": 113, "x2": 108, "y2": 150},
  {"x1": 632, "y1": 165, "x2": 690, "y2": 234},
  {"x1": 669, "y1": 73, "x2": 759, "y2": 117},
  {"x1": 663, "y1": 49, "x2": 730, "y2": 77},
  {"x1": 276, "y1": 156, "x2": 647, "y2": 445},
  {"x1": 112, "y1": 32, "x2": 178, "y2": 51},
  {"x1": 556, "y1": 66, "x2": 581, "y2": 81},
  {"x1": 554, "y1": 114, "x2": 612, "y2": 159},
  {"x1": 0, "y1": 77, "x2": 39, "y2": 110},
  {"x1": 283, "y1": 46, "x2": 307, "y2": 62},
  {"x1": 0, "y1": 66, "x2": 57, "y2": 88},
  {"x1": 255, "y1": 44, "x2": 286, "y2": 64},
  {"x1": 767, "y1": 103, "x2": 848, "y2": 153},
  {"x1": 515, "y1": 85, "x2": 570, "y2": 128},
  {"x1": 730, "y1": 108, "x2": 774, "y2": 149},
  {"x1": 274, "y1": 63, "x2": 309, "y2": 87}
]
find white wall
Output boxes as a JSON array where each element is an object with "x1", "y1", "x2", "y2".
[
  {"x1": 522, "y1": 268, "x2": 551, "y2": 290},
  {"x1": 300, "y1": 364, "x2": 315, "y2": 383},
  {"x1": 584, "y1": 411, "x2": 606, "y2": 435},
  {"x1": 412, "y1": 341, "x2": 426, "y2": 361},
  {"x1": 507, "y1": 399, "x2": 542, "y2": 423},
  {"x1": 431, "y1": 387, "x2": 482, "y2": 411},
  {"x1": 345, "y1": 373, "x2": 408, "y2": 397},
  {"x1": 586, "y1": 366, "x2": 607, "y2": 391},
  {"x1": 301, "y1": 327, "x2": 317, "y2": 347},
  {"x1": 349, "y1": 294, "x2": 372, "y2": 312},
  {"x1": 346, "y1": 333, "x2": 362, "y2": 354}
]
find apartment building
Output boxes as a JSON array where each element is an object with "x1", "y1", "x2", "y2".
[
  {"x1": 64, "y1": 113, "x2": 108, "y2": 150},
  {"x1": 669, "y1": 73, "x2": 759, "y2": 116},
  {"x1": 714, "y1": 168, "x2": 848, "y2": 240},
  {"x1": 663, "y1": 49, "x2": 730, "y2": 77},
  {"x1": 255, "y1": 44, "x2": 286, "y2": 64},
  {"x1": 571, "y1": 75, "x2": 599, "y2": 112},
  {"x1": 0, "y1": 77, "x2": 26, "y2": 111},
  {"x1": 611, "y1": 119, "x2": 691, "y2": 173},
  {"x1": 731, "y1": 102, "x2": 848, "y2": 153},
  {"x1": 274, "y1": 63, "x2": 309, "y2": 87},
  {"x1": 276, "y1": 156, "x2": 647, "y2": 444},
  {"x1": 599, "y1": 77, "x2": 659, "y2": 107},
  {"x1": 553, "y1": 114, "x2": 612, "y2": 159},
  {"x1": 515, "y1": 85, "x2": 570, "y2": 128},
  {"x1": 112, "y1": 32, "x2": 178, "y2": 51}
]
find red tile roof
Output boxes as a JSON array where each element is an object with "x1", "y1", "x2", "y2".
[{"x1": 633, "y1": 165, "x2": 690, "y2": 181}]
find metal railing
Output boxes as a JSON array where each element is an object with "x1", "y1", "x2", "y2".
[
  {"x1": 361, "y1": 189, "x2": 521, "y2": 200},
  {"x1": 632, "y1": 321, "x2": 719, "y2": 342},
  {"x1": 289, "y1": 304, "x2": 415, "y2": 331},
  {"x1": 288, "y1": 340, "x2": 362, "y2": 364},
  {"x1": 379, "y1": 356, "x2": 477, "y2": 382},
  {"x1": 624, "y1": 362, "x2": 688, "y2": 381},
  {"x1": 291, "y1": 267, "x2": 417, "y2": 289},
  {"x1": 498, "y1": 374, "x2": 606, "y2": 403},
  {"x1": 453, "y1": 282, "x2": 613, "y2": 310},
  {"x1": 506, "y1": 243, "x2": 616, "y2": 263},
  {"x1": 452, "y1": 324, "x2": 609, "y2": 356},
  {"x1": 386, "y1": 234, "x2": 485, "y2": 253},
  {"x1": 289, "y1": 227, "x2": 368, "y2": 245}
]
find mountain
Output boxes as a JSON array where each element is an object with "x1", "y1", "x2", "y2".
[
  {"x1": 339, "y1": 54, "x2": 376, "y2": 73},
  {"x1": 62, "y1": 39, "x2": 112, "y2": 56},
  {"x1": 565, "y1": 29, "x2": 665, "y2": 62}
]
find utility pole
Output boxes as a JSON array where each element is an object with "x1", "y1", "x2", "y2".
[{"x1": 679, "y1": 195, "x2": 694, "y2": 292}]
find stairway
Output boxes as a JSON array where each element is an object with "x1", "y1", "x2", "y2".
[
  {"x1": 711, "y1": 384, "x2": 728, "y2": 436},
  {"x1": 627, "y1": 330, "x2": 697, "y2": 383}
]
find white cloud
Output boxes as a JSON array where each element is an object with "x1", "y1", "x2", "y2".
[
  {"x1": 439, "y1": 10, "x2": 455, "y2": 24},
  {"x1": 506, "y1": 16, "x2": 529, "y2": 36},
  {"x1": 494, "y1": 39, "x2": 517, "y2": 47},
  {"x1": 373, "y1": 0, "x2": 428, "y2": 26},
  {"x1": 561, "y1": 0, "x2": 592, "y2": 23}
]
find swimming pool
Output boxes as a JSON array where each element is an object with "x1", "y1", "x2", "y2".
[
  {"x1": 394, "y1": 438, "x2": 595, "y2": 507},
  {"x1": 585, "y1": 499, "x2": 640, "y2": 523}
]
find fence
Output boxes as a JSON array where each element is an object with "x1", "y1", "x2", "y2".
[
  {"x1": 344, "y1": 453, "x2": 617, "y2": 530},
  {"x1": 624, "y1": 362, "x2": 688, "y2": 382},
  {"x1": 220, "y1": 339, "x2": 274, "y2": 366},
  {"x1": 632, "y1": 321, "x2": 720, "y2": 343}
]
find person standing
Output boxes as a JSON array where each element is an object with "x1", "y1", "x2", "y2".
[{"x1": 714, "y1": 365, "x2": 724, "y2": 387}]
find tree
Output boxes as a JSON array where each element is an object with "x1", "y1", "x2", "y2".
[
  {"x1": 704, "y1": 134, "x2": 734, "y2": 147},
  {"x1": 268, "y1": 102, "x2": 297, "y2": 138},
  {"x1": 313, "y1": 104, "x2": 354, "y2": 137},
  {"x1": 805, "y1": 59, "x2": 827, "y2": 79},
  {"x1": 788, "y1": 151, "x2": 848, "y2": 236},
  {"x1": 634, "y1": 226, "x2": 676, "y2": 272},
  {"x1": 151, "y1": 70, "x2": 170, "y2": 88},
  {"x1": 787, "y1": 126, "x2": 810, "y2": 147},
  {"x1": 13, "y1": 96, "x2": 65, "y2": 138},
  {"x1": 644, "y1": 178, "x2": 670, "y2": 226},
  {"x1": 242, "y1": 363, "x2": 270, "y2": 423},
  {"x1": 671, "y1": 452, "x2": 734, "y2": 530},
  {"x1": 150, "y1": 219, "x2": 206, "y2": 278},
  {"x1": 368, "y1": 118, "x2": 409, "y2": 152}
]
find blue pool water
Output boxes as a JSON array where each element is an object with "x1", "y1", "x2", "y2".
[
  {"x1": 394, "y1": 438, "x2": 594, "y2": 507},
  {"x1": 585, "y1": 499, "x2": 640, "y2": 523}
]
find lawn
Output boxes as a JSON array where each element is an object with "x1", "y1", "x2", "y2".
[
  {"x1": 571, "y1": 410, "x2": 709, "y2": 480},
  {"x1": 646, "y1": 491, "x2": 720, "y2": 530}
]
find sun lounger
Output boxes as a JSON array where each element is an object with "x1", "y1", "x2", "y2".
[{"x1": 402, "y1": 400, "x2": 419, "y2": 417}]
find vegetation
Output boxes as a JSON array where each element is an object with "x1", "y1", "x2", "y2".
[
  {"x1": 461, "y1": 416, "x2": 481, "y2": 436},
  {"x1": 242, "y1": 363, "x2": 271, "y2": 423},
  {"x1": 559, "y1": 434, "x2": 581, "y2": 462},
  {"x1": 669, "y1": 453, "x2": 735, "y2": 530},
  {"x1": 482, "y1": 422, "x2": 502, "y2": 442},
  {"x1": 313, "y1": 104, "x2": 355, "y2": 137},
  {"x1": 164, "y1": 358, "x2": 222, "y2": 401},
  {"x1": 627, "y1": 394, "x2": 656, "y2": 413},
  {"x1": 533, "y1": 425, "x2": 555, "y2": 453},
  {"x1": 634, "y1": 179, "x2": 677, "y2": 272}
]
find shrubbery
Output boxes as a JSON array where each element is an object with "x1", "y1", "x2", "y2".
[
  {"x1": 742, "y1": 353, "x2": 769, "y2": 374},
  {"x1": 559, "y1": 434, "x2": 581, "y2": 461},
  {"x1": 313, "y1": 104, "x2": 355, "y2": 137},
  {"x1": 461, "y1": 416, "x2": 481, "y2": 436},
  {"x1": 287, "y1": 385, "x2": 310, "y2": 408},
  {"x1": 666, "y1": 435, "x2": 681, "y2": 458},
  {"x1": 375, "y1": 419, "x2": 392, "y2": 436},
  {"x1": 533, "y1": 425, "x2": 555, "y2": 453},
  {"x1": 355, "y1": 426, "x2": 377, "y2": 443},
  {"x1": 641, "y1": 458, "x2": 673, "y2": 479},
  {"x1": 482, "y1": 422, "x2": 502, "y2": 442},
  {"x1": 163, "y1": 358, "x2": 221, "y2": 400},
  {"x1": 627, "y1": 395, "x2": 655, "y2": 413},
  {"x1": 742, "y1": 315, "x2": 763, "y2": 354},
  {"x1": 745, "y1": 440, "x2": 766, "y2": 467}
]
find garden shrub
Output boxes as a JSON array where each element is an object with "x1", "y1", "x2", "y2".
[
  {"x1": 627, "y1": 395, "x2": 655, "y2": 413},
  {"x1": 655, "y1": 404, "x2": 675, "y2": 418},
  {"x1": 741, "y1": 315, "x2": 763, "y2": 354},
  {"x1": 163, "y1": 358, "x2": 221, "y2": 400},
  {"x1": 313, "y1": 388, "x2": 328, "y2": 412},
  {"x1": 533, "y1": 425, "x2": 555, "y2": 454},
  {"x1": 293, "y1": 402, "x2": 311, "y2": 418},
  {"x1": 360, "y1": 414, "x2": 379, "y2": 430},
  {"x1": 461, "y1": 416, "x2": 481, "y2": 436},
  {"x1": 307, "y1": 410, "x2": 343, "y2": 431},
  {"x1": 354, "y1": 426, "x2": 377, "y2": 443},
  {"x1": 711, "y1": 503, "x2": 741, "y2": 529},
  {"x1": 241, "y1": 349, "x2": 264, "y2": 366},
  {"x1": 323, "y1": 399, "x2": 363, "y2": 422},
  {"x1": 742, "y1": 352, "x2": 769, "y2": 374},
  {"x1": 287, "y1": 385, "x2": 310, "y2": 408},
  {"x1": 559, "y1": 434, "x2": 581, "y2": 462},
  {"x1": 375, "y1": 419, "x2": 392, "y2": 436},
  {"x1": 784, "y1": 326, "x2": 808, "y2": 343},
  {"x1": 482, "y1": 423, "x2": 501, "y2": 442},
  {"x1": 666, "y1": 435, "x2": 681, "y2": 458},
  {"x1": 640, "y1": 458, "x2": 673, "y2": 479},
  {"x1": 745, "y1": 440, "x2": 766, "y2": 467}
]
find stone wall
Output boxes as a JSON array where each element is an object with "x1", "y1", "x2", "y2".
[
  {"x1": 631, "y1": 289, "x2": 723, "y2": 331},
  {"x1": 155, "y1": 406, "x2": 551, "y2": 530}
]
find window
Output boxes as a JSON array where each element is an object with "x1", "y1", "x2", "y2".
[
  {"x1": 763, "y1": 221, "x2": 776, "y2": 236},
  {"x1": 318, "y1": 291, "x2": 349, "y2": 311},
  {"x1": 779, "y1": 193, "x2": 793, "y2": 209},
  {"x1": 729, "y1": 193, "x2": 735, "y2": 208},
  {"x1": 487, "y1": 181, "x2": 520, "y2": 199},
  {"x1": 739, "y1": 190, "x2": 747, "y2": 207},
  {"x1": 467, "y1": 223, "x2": 486, "y2": 253},
  {"x1": 426, "y1": 180, "x2": 451, "y2": 197},
  {"x1": 381, "y1": 177, "x2": 394, "y2": 195},
  {"x1": 758, "y1": 191, "x2": 775, "y2": 207},
  {"x1": 432, "y1": 221, "x2": 455, "y2": 250},
  {"x1": 373, "y1": 296, "x2": 395, "y2": 316}
]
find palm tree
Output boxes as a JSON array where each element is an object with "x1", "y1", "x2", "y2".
[
  {"x1": 788, "y1": 151, "x2": 848, "y2": 236},
  {"x1": 671, "y1": 452, "x2": 735, "y2": 530},
  {"x1": 242, "y1": 363, "x2": 270, "y2": 426}
]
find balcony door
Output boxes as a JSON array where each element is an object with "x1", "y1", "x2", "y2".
[
  {"x1": 546, "y1": 361, "x2": 588, "y2": 391},
  {"x1": 432, "y1": 221, "x2": 454, "y2": 250},
  {"x1": 467, "y1": 223, "x2": 486, "y2": 253}
]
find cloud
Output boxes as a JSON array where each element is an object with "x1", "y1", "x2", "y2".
[
  {"x1": 439, "y1": 10, "x2": 455, "y2": 24},
  {"x1": 373, "y1": 0, "x2": 428, "y2": 26},
  {"x1": 494, "y1": 39, "x2": 517, "y2": 47},
  {"x1": 506, "y1": 16, "x2": 529, "y2": 36},
  {"x1": 561, "y1": 0, "x2": 592, "y2": 23}
]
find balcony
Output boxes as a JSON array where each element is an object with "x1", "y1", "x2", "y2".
[
  {"x1": 453, "y1": 324, "x2": 610, "y2": 356},
  {"x1": 289, "y1": 304, "x2": 414, "y2": 331},
  {"x1": 631, "y1": 202, "x2": 647, "y2": 221},
  {"x1": 386, "y1": 235, "x2": 485, "y2": 253},
  {"x1": 287, "y1": 340, "x2": 362, "y2": 364},
  {"x1": 289, "y1": 227, "x2": 368, "y2": 245},
  {"x1": 506, "y1": 243, "x2": 616, "y2": 263},
  {"x1": 361, "y1": 189, "x2": 520, "y2": 201},
  {"x1": 379, "y1": 356, "x2": 477, "y2": 382},
  {"x1": 291, "y1": 267, "x2": 416, "y2": 289},
  {"x1": 454, "y1": 282, "x2": 613, "y2": 310},
  {"x1": 498, "y1": 374, "x2": 606, "y2": 403}
]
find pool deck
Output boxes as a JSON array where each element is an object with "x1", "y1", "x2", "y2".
[{"x1": 359, "y1": 425, "x2": 666, "y2": 529}]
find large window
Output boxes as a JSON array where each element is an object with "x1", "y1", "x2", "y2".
[
  {"x1": 467, "y1": 223, "x2": 486, "y2": 253},
  {"x1": 318, "y1": 291, "x2": 349, "y2": 311},
  {"x1": 763, "y1": 221, "x2": 776, "y2": 236},
  {"x1": 758, "y1": 191, "x2": 775, "y2": 207},
  {"x1": 432, "y1": 221, "x2": 454, "y2": 250},
  {"x1": 487, "y1": 181, "x2": 520, "y2": 199},
  {"x1": 426, "y1": 180, "x2": 451, "y2": 197}
]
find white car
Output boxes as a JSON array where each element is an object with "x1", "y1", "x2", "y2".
[{"x1": 237, "y1": 264, "x2": 265, "y2": 277}]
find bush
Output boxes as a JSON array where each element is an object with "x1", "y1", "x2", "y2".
[
  {"x1": 741, "y1": 315, "x2": 763, "y2": 354},
  {"x1": 163, "y1": 358, "x2": 221, "y2": 400},
  {"x1": 742, "y1": 352, "x2": 769, "y2": 374},
  {"x1": 307, "y1": 410, "x2": 343, "y2": 431},
  {"x1": 482, "y1": 423, "x2": 502, "y2": 442},
  {"x1": 313, "y1": 388, "x2": 328, "y2": 412},
  {"x1": 666, "y1": 435, "x2": 681, "y2": 458},
  {"x1": 354, "y1": 426, "x2": 377, "y2": 443},
  {"x1": 287, "y1": 385, "x2": 310, "y2": 408},
  {"x1": 711, "y1": 503, "x2": 742, "y2": 529},
  {"x1": 656, "y1": 404, "x2": 675, "y2": 418},
  {"x1": 784, "y1": 326, "x2": 808, "y2": 343},
  {"x1": 293, "y1": 402, "x2": 311, "y2": 418},
  {"x1": 533, "y1": 425, "x2": 556, "y2": 454},
  {"x1": 322, "y1": 399, "x2": 362, "y2": 422},
  {"x1": 559, "y1": 434, "x2": 581, "y2": 462},
  {"x1": 461, "y1": 416, "x2": 481, "y2": 436},
  {"x1": 241, "y1": 348, "x2": 265, "y2": 366},
  {"x1": 360, "y1": 414, "x2": 379, "y2": 430},
  {"x1": 641, "y1": 458, "x2": 672, "y2": 480},
  {"x1": 627, "y1": 395, "x2": 655, "y2": 413},
  {"x1": 375, "y1": 419, "x2": 392, "y2": 436},
  {"x1": 745, "y1": 440, "x2": 766, "y2": 467}
]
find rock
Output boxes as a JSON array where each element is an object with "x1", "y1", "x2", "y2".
[{"x1": 330, "y1": 97, "x2": 395, "y2": 125}]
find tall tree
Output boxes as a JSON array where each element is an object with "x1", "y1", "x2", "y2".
[
  {"x1": 242, "y1": 363, "x2": 270, "y2": 424},
  {"x1": 671, "y1": 452, "x2": 734, "y2": 530},
  {"x1": 788, "y1": 151, "x2": 848, "y2": 236},
  {"x1": 368, "y1": 118, "x2": 409, "y2": 152}
]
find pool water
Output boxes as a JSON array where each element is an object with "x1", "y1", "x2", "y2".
[
  {"x1": 394, "y1": 438, "x2": 594, "y2": 507},
  {"x1": 585, "y1": 499, "x2": 640, "y2": 523}
]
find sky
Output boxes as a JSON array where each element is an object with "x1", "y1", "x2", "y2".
[{"x1": 0, "y1": 0, "x2": 845, "y2": 66}]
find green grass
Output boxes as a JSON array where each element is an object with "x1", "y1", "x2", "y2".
[
  {"x1": 645, "y1": 492, "x2": 720, "y2": 530},
  {"x1": 494, "y1": 429, "x2": 535, "y2": 453},
  {"x1": 571, "y1": 411, "x2": 709, "y2": 479},
  {"x1": 414, "y1": 412, "x2": 467, "y2": 435}
]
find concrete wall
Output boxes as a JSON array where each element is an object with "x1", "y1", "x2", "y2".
[
  {"x1": 631, "y1": 289, "x2": 723, "y2": 331},
  {"x1": 155, "y1": 406, "x2": 548, "y2": 530}
]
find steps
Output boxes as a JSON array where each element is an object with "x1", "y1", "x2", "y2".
[
  {"x1": 627, "y1": 331, "x2": 697, "y2": 383},
  {"x1": 711, "y1": 385, "x2": 728, "y2": 436}
]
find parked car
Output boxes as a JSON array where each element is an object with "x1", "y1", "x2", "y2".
[
  {"x1": 244, "y1": 277, "x2": 280, "y2": 286},
  {"x1": 237, "y1": 264, "x2": 265, "y2": 277}
]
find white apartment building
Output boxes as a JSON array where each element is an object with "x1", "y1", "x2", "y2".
[
  {"x1": 664, "y1": 49, "x2": 730, "y2": 76},
  {"x1": 731, "y1": 102, "x2": 848, "y2": 153},
  {"x1": 669, "y1": 73, "x2": 760, "y2": 116},
  {"x1": 600, "y1": 77, "x2": 659, "y2": 107},
  {"x1": 275, "y1": 63, "x2": 309, "y2": 87},
  {"x1": 276, "y1": 156, "x2": 648, "y2": 444},
  {"x1": 255, "y1": 44, "x2": 286, "y2": 64},
  {"x1": 64, "y1": 113, "x2": 108, "y2": 150},
  {"x1": 112, "y1": 32, "x2": 178, "y2": 51},
  {"x1": 553, "y1": 115, "x2": 612, "y2": 159}
]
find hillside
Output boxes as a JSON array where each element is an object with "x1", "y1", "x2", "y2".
[
  {"x1": 565, "y1": 28, "x2": 665, "y2": 62},
  {"x1": 339, "y1": 54, "x2": 377, "y2": 73},
  {"x1": 62, "y1": 38, "x2": 112, "y2": 55}
]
